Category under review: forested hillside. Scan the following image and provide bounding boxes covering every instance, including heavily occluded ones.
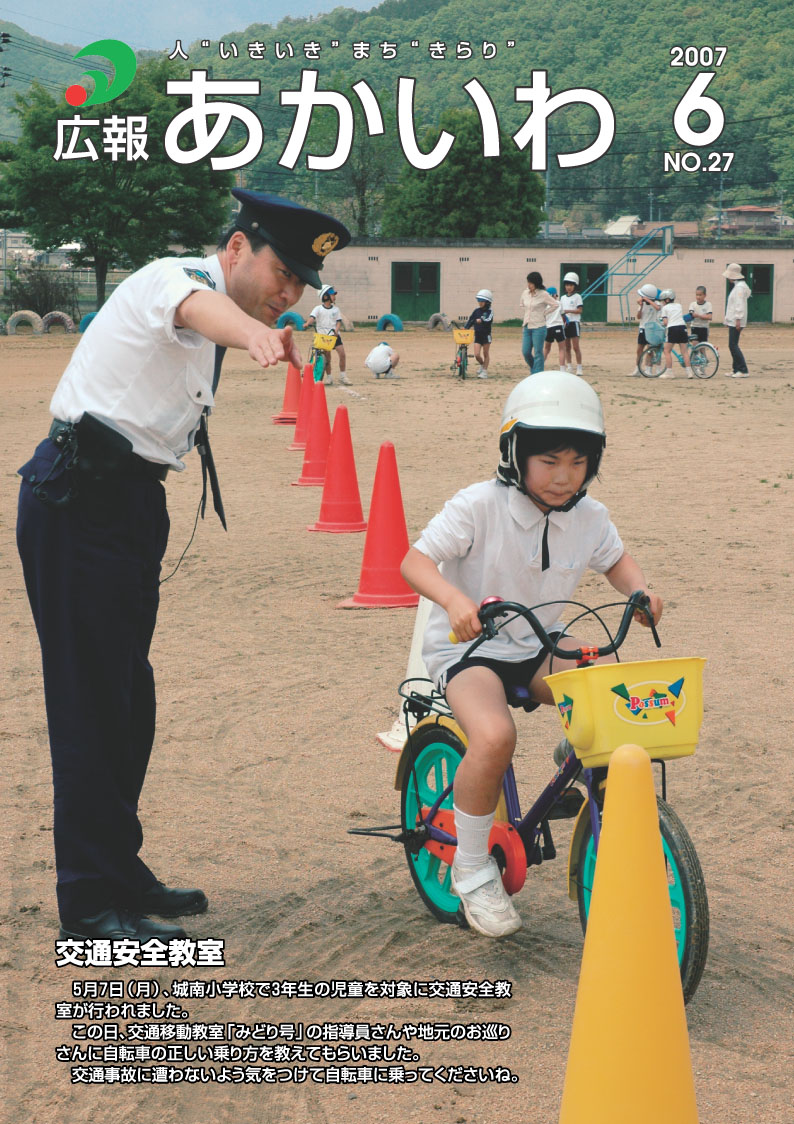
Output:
[1,0,791,233]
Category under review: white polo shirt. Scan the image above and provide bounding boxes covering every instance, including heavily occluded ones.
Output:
[50,254,226,468]
[309,302,342,333]
[414,479,624,685]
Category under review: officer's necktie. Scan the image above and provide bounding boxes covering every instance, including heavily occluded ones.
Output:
[196,345,227,530]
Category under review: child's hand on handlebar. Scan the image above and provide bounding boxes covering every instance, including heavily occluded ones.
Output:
[634,591,663,627]
[445,591,482,643]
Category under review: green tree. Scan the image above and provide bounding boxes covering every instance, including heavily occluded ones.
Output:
[381,108,545,239]
[3,58,234,306]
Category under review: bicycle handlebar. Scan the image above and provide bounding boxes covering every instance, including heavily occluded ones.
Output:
[450,590,661,664]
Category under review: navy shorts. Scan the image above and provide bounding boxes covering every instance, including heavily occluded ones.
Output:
[666,324,688,344]
[690,326,709,342]
[443,633,564,713]
[546,325,565,343]
[563,320,581,339]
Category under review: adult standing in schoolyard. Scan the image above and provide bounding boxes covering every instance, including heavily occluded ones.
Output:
[722,262,752,378]
[520,272,560,374]
[16,190,350,943]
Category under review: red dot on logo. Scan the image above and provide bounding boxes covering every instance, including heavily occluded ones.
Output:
[65,85,88,107]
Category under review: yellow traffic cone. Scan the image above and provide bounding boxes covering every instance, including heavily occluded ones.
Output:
[559,743,698,1124]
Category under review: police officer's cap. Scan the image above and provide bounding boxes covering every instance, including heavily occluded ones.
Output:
[231,189,351,288]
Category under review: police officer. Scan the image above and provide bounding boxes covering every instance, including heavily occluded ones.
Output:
[16,191,351,941]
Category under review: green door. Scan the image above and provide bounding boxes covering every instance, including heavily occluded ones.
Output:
[725,264,773,322]
[561,262,608,323]
[391,262,440,322]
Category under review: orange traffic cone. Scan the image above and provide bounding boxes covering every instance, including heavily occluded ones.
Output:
[558,743,699,1124]
[288,366,314,451]
[293,382,331,487]
[271,362,301,424]
[338,441,419,608]
[308,406,367,531]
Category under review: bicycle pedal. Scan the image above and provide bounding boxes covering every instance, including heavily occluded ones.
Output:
[547,788,585,820]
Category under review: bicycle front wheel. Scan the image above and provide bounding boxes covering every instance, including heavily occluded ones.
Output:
[574,796,709,1004]
[458,346,468,380]
[638,344,665,378]
[690,342,719,379]
[400,724,465,925]
[313,351,325,382]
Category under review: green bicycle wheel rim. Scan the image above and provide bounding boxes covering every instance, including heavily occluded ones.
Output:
[404,739,460,915]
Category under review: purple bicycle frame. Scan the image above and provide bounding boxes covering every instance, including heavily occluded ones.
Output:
[419,749,602,859]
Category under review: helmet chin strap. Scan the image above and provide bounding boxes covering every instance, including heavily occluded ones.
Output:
[520,486,588,571]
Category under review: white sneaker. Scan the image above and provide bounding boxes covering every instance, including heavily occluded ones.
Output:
[477,371,488,379]
[325,377,334,386]
[686,369,695,379]
[731,372,749,379]
[659,371,676,379]
[450,857,522,938]
[340,374,352,385]
[627,370,642,377]
[566,365,574,374]
[576,366,583,375]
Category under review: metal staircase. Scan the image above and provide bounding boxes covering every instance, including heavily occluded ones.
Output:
[580,225,674,323]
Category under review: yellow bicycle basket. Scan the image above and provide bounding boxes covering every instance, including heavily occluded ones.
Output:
[313,333,338,351]
[544,657,705,768]
[452,328,474,346]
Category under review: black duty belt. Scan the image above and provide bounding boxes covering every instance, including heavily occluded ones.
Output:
[49,419,169,481]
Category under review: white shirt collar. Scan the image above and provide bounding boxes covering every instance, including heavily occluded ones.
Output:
[507,484,571,530]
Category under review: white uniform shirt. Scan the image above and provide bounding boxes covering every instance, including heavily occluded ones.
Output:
[545,300,564,328]
[413,479,624,685]
[688,299,712,322]
[661,301,686,328]
[365,343,395,374]
[560,293,583,323]
[639,300,660,326]
[310,303,342,334]
[50,254,226,468]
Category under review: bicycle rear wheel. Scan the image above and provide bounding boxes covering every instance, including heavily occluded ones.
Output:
[690,342,719,379]
[574,796,709,1004]
[400,725,465,925]
[638,344,665,378]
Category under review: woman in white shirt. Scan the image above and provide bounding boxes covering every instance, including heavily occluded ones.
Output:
[520,272,560,373]
[722,263,751,379]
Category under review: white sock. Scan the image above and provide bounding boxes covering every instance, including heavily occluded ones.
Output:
[453,805,495,869]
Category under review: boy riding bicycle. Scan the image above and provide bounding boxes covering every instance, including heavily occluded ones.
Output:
[401,372,663,938]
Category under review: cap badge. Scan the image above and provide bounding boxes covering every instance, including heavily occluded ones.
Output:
[312,232,340,258]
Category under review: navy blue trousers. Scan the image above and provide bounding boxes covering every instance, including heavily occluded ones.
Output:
[17,438,169,923]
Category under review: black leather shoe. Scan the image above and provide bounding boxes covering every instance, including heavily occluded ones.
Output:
[58,907,186,941]
[140,880,208,918]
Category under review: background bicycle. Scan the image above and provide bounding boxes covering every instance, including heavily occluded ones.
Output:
[640,333,719,379]
[451,328,474,379]
[309,332,338,382]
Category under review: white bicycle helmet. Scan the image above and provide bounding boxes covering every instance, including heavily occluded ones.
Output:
[638,283,660,299]
[319,284,337,300]
[497,372,605,494]
[563,271,579,285]
[476,288,493,302]
[659,288,675,302]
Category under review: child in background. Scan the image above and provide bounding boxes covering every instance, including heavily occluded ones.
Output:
[688,286,712,342]
[400,372,663,938]
[631,283,663,376]
[464,288,494,379]
[658,288,694,379]
[365,341,400,379]
[542,285,567,371]
[305,284,350,386]
[560,272,584,375]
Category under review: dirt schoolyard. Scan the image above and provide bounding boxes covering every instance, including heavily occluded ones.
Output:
[2,323,793,1123]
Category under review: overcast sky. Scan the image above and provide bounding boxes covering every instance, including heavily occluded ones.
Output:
[0,0,380,51]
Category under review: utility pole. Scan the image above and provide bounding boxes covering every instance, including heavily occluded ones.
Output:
[544,162,550,238]
[648,190,654,223]
[717,170,724,241]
